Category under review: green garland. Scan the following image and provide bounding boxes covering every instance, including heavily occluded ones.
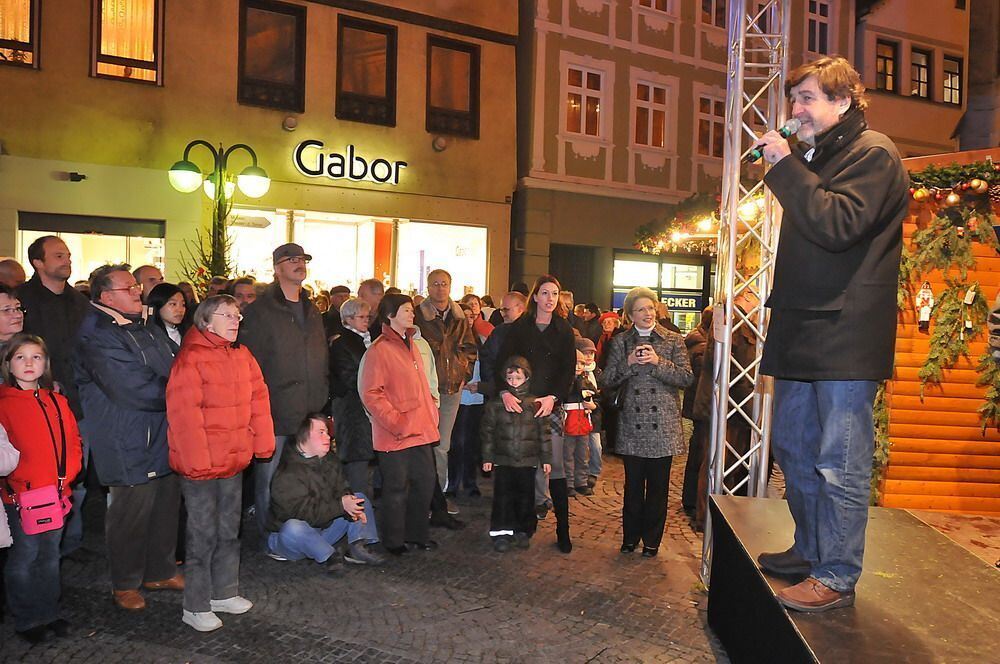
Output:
[871,382,890,505]
[634,192,720,254]
[916,279,989,396]
[975,349,1000,432]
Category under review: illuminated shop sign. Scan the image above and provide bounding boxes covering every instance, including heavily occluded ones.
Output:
[293,140,408,185]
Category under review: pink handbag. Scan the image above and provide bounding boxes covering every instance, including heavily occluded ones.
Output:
[13,484,71,535]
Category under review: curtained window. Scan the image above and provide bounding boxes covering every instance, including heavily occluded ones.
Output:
[336,16,396,126]
[426,36,479,138]
[0,0,38,68]
[93,0,163,84]
[238,0,307,112]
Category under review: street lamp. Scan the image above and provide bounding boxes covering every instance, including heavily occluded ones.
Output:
[168,140,271,199]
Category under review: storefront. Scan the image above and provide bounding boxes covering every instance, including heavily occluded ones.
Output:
[610,249,713,332]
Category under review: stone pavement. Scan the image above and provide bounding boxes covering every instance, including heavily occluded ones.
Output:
[0,453,730,663]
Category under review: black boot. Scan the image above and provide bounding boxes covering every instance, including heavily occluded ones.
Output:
[549,479,572,554]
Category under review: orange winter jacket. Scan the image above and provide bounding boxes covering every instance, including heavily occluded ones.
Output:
[360,324,440,452]
[166,327,275,480]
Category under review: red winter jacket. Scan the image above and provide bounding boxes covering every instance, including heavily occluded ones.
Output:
[0,385,83,504]
[360,324,440,452]
[166,327,275,480]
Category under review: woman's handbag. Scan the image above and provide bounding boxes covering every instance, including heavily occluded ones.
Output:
[11,391,71,536]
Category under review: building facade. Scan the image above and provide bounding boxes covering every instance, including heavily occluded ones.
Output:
[958,0,999,150]
[0,0,517,300]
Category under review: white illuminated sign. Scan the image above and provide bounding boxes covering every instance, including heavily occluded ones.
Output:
[293,139,408,185]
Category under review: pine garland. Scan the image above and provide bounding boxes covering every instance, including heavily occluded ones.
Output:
[975,348,1000,432]
[916,279,989,395]
[870,381,890,505]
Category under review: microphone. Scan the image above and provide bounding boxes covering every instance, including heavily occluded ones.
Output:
[743,119,801,163]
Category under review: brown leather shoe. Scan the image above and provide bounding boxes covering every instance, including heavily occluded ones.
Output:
[113,589,146,611]
[776,577,855,613]
[143,574,185,591]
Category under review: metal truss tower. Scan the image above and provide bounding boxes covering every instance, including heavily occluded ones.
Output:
[701,0,791,583]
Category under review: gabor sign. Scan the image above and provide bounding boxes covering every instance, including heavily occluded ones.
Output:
[293,139,408,185]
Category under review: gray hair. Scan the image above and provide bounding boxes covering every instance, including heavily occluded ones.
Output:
[193,294,239,331]
[357,278,384,297]
[622,287,659,327]
[339,296,370,321]
[89,263,132,302]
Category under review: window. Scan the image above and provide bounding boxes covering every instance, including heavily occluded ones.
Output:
[806,0,830,56]
[701,0,725,28]
[943,56,962,104]
[634,81,668,148]
[910,48,930,99]
[697,96,725,158]
[426,36,480,138]
[639,0,671,12]
[0,0,38,67]
[92,0,164,84]
[336,16,397,126]
[876,40,897,92]
[566,66,604,137]
[238,0,307,112]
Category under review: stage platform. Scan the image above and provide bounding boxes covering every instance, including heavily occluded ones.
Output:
[707,495,1000,663]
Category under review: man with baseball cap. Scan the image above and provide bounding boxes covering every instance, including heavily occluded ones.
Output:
[324,284,352,340]
[238,243,329,540]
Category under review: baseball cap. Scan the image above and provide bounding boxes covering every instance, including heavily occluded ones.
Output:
[575,337,597,353]
[272,243,312,263]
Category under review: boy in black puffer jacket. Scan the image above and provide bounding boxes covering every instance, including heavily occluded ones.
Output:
[481,356,552,552]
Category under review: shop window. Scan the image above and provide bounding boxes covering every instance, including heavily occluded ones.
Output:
[396,222,487,299]
[92,0,164,84]
[238,0,307,112]
[634,81,668,148]
[806,0,830,56]
[697,95,725,158]
[426,36,480,138]
[337,16,397,127]
[701,0,725,29]
[566,65,604,137]
[0,0,38,67]
[943,56,962,105]
[911,48,931,99]
[876,40,897,93]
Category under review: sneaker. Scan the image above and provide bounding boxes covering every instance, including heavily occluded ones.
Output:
[325,556,346,577]
[776,577,855,613]
[620,543,637,554]
[446,499,460,515]
[513,532,531,549]
[566,487,577,497]
[210,596,253,615]
[587,475,598,488]
[535,503,549,520]
[183,610,223,632]
[758,547,812,577]
[493,536,512,552]
[641,546,658,558]
[266,551,289,562]
[345,542,385,566]
[574,485,593,496]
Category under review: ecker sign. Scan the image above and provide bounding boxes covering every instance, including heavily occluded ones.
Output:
[661,293,702,311]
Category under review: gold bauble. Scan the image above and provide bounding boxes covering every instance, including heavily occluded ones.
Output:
[912,188,929,202]
[945,191,961,206]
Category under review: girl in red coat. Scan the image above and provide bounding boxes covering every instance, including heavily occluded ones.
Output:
[166,295,275,633]
[0,334,83,643]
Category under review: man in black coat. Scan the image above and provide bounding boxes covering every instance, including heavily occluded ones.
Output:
[753,56,909,613]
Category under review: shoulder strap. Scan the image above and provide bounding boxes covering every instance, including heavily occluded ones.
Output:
[33,391,68,487]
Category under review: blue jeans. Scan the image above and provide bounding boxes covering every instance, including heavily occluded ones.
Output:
[4,505,63,631]
[267,493,378,563]
[588,432,603,477]
[61,434,88,555]
[771,379,878,592]
[255,435,290,538]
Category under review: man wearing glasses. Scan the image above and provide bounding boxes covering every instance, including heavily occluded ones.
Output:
[17,236,94,561]
[74,264,182,610]
[239,243,329,541]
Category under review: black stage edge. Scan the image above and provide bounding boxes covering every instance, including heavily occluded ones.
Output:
[707,495,1000,664]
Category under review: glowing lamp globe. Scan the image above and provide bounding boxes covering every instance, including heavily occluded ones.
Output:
[168,160,203,193]
[237,165,271,198]
[203,174,236,201]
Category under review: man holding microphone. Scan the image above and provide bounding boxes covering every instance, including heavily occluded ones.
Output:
[751,56,909,612]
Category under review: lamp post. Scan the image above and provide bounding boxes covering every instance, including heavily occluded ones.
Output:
[168,140,270,278]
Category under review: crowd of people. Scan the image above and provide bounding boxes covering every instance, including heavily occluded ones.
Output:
[0,236,709,643]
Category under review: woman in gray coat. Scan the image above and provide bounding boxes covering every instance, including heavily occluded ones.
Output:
[601,287,693,557]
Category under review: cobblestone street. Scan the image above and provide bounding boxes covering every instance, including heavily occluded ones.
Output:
[1,453,729,663]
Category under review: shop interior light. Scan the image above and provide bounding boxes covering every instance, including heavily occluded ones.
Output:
[695,217,714,233]
[236,165,271,198]
[168,160,203,193]
[203,172,236,200]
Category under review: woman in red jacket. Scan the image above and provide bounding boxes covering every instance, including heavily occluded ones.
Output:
[166,295,275,633]
[360,293,440,555]
[0,334,83,644]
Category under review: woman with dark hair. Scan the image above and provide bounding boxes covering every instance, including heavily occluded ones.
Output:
[494,275,577,553]
[359,293,440,555]
[147,283,190,351]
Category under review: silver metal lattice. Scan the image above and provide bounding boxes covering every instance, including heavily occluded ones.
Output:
[701,0,791,584]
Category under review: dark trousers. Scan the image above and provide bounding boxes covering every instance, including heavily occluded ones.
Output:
[105,473,180,590]
[448,404,483,493]
[254,435,290,538]
[377,445,436,549]
[622,455,673,551]
[180,474,242,613]
[343,459,372,498]
[4,505,62,631]
[682,420,708,510]
[489,466,537,538]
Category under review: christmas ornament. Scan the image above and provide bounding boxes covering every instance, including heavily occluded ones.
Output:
[945,191,961,206]
[990,184,1000,206]
[916,281,934,333]
[913,188,929,202]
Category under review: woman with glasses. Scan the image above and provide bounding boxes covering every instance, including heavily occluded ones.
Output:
[147,283,191,352]
[166,295,275,632]
[0,285,25,370]
[601,287,692,558]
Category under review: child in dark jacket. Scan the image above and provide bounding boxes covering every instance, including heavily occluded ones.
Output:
[480,356,551,552]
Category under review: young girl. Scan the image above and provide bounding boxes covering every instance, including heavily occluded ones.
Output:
[0,334,83,643]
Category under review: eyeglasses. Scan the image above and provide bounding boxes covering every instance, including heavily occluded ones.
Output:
[278,256,310,265]
[108,284,143,293]
[213,312,244,322]
[0,305,25,316]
